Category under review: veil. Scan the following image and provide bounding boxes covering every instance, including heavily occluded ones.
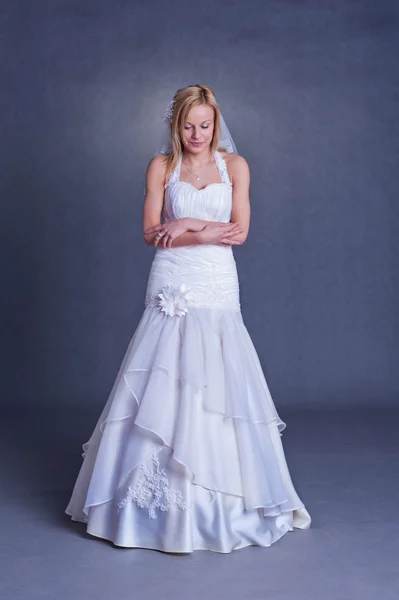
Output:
[155,99,237,156]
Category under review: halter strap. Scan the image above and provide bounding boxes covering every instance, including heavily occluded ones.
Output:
[164,150,232,189]
[214,150,232,185]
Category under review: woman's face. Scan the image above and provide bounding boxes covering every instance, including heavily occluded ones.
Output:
[180,104,215,153]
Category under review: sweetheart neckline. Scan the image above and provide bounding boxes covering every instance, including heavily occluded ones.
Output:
[176,181,232,193]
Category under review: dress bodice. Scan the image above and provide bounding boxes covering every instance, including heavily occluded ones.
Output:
[145,150,239,311]
[162,150,233,223]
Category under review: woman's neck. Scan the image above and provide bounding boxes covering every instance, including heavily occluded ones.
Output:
[181,148,215,168]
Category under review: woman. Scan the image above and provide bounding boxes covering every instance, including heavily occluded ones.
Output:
[65,83,311,553]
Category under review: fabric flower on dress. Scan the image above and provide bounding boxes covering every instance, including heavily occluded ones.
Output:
[157,283,191,317]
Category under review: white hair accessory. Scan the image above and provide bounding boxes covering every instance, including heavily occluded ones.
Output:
[163,99,174,124]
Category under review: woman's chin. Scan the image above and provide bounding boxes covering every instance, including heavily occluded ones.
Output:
[184,143,211,153]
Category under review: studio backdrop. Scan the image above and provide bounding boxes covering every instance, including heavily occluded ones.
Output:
[1,0,398,411]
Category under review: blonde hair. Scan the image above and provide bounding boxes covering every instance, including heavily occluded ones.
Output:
[161,83,227,179]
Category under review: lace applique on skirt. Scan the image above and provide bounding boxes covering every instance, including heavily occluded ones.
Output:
[117,451,188,519]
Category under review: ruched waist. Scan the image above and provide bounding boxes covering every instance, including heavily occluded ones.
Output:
[145,246,240,312]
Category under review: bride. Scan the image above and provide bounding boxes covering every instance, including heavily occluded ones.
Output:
[65,83,311,553]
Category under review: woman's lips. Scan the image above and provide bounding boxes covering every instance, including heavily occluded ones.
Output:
[190,142,202,146]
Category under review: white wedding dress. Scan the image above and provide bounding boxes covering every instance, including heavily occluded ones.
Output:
[65,150,311,553]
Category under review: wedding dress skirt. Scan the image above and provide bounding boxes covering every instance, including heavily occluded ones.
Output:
[65,150,311,553]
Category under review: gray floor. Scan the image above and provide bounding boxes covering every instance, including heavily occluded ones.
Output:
[1,406,398,600]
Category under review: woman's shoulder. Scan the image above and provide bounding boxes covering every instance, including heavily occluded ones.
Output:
[219,151,249,180]
[145,153,169,187]
[219,150,248,167]
[147,153,168,170]
[146,153,169,175]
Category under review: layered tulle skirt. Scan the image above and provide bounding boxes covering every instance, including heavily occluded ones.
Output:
[65,247,311,552]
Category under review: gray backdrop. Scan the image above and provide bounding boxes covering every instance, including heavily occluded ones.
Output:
[1,0,398,410]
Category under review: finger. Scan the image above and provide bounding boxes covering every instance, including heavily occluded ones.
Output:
[162,234,171,249]
[225,229,244,237]
[221,222,239,230]
[144,225,163,234]
[154,233,164,246]
[219,238,242,245]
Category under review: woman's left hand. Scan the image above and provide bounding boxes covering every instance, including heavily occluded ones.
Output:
[144,218,189,248]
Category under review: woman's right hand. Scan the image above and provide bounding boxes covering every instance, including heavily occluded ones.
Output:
[198,222,244,246]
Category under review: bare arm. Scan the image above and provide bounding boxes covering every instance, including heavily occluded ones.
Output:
[224,155,251,245]
[142,154,168,246]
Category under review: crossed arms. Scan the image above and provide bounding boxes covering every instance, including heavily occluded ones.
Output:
[142,154,251,249]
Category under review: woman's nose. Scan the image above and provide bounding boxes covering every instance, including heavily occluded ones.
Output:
[191,127,201,139]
